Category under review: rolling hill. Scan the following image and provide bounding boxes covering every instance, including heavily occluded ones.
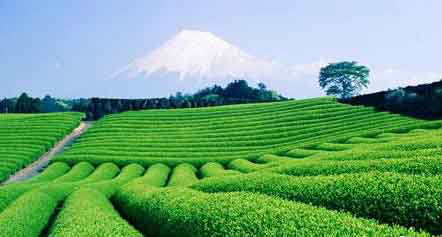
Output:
[0,98,441,236]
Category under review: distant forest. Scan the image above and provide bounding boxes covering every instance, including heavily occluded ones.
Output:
[340,80,442,119]
[0,80,287,120]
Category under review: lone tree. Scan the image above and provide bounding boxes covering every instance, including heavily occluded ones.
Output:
[319,61,370,99]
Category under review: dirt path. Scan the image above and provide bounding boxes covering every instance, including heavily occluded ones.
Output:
[2,121,92,185]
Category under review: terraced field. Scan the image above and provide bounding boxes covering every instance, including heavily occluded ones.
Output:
[54,97,440,167]
[0,113,83,182]
[1,98,442,236]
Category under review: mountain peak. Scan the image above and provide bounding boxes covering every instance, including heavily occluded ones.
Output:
[110,29,322,98]
[113,29,275,81]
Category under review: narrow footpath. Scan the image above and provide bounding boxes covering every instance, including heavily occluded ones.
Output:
[2,121,92,185]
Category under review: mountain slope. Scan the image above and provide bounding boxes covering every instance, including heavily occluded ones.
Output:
[114,30,282,82]
[111,30,322,98]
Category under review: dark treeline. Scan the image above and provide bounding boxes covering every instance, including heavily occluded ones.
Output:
[1,80,287,120]
[340,80,442,119]
[81,80,287,120]
[0,93,69,113]
[0,93,75,113]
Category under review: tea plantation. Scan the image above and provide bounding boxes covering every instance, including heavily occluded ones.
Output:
[0,113,83,182]
[1,97,442,236]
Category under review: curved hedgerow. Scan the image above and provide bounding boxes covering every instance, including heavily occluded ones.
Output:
[81,163,120,182]
[25,162,70,183]
[83,163,144,197]
[199,162,241,178]
[255,154,294,163]
[0,163,145,237]
[167,163,198,187]
[47,188,142,237]
[113,185,428,237]
[53,162,95,182]
[0,190,59,237]
[192,171,442,234]
[0,162,120,213]
[267,157,442,176]
[125,163,171,187]
[227,159,276,173]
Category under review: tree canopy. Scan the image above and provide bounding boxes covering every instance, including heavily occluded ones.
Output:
[319,61,370,99]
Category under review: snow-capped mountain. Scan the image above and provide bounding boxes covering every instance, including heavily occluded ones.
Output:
[110,29,323,98]
[113,30,283,83]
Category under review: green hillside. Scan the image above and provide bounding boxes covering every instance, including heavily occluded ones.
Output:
[53,97,440,167]
[1,98,442,236]
[0,113,83,182]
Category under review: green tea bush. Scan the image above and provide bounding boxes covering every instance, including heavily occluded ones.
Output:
[84,163,144,197]
[310,142,355,151]
[255,154,294,163]
[0,112,83,182]
[227,159,277,173]
[49,97,440,167]
[285,148,321,158]
[167,163,198,187]
[345,137,392,144]
[47,188,142,237]
[81,162,120,182]
[199,162,241,178]
[53,162,95,182]
[124,163,171,187]
[192,171,442,234]
[113,184,428,237]
[0,190,59,237]
[25,162,70,183]
[267,157,442,176]
[0,162,119,213]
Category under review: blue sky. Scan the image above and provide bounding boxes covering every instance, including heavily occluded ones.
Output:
[1,0,441,98]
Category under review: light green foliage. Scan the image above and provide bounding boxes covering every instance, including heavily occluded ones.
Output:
[0,190,58,237]
[302,129,442,162]
[114,184,427,237]
[0,162,144,236]
[84,163,144,197]
[199,162,241,178]
[51,98,440,166]
[125,163,171,187]
[167,163,198,187]
[48,188,142,237]
[227,159,276,173]
[53,161,95,182]
[0,162,119,213]
[0,112,83,182]
[81,162,120,182]
[267,157,442,176]
[2,99,442,235]
[255,154,294,163]
[285,148,320,158]
[192,171,442,234]
[25,162,70,183]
